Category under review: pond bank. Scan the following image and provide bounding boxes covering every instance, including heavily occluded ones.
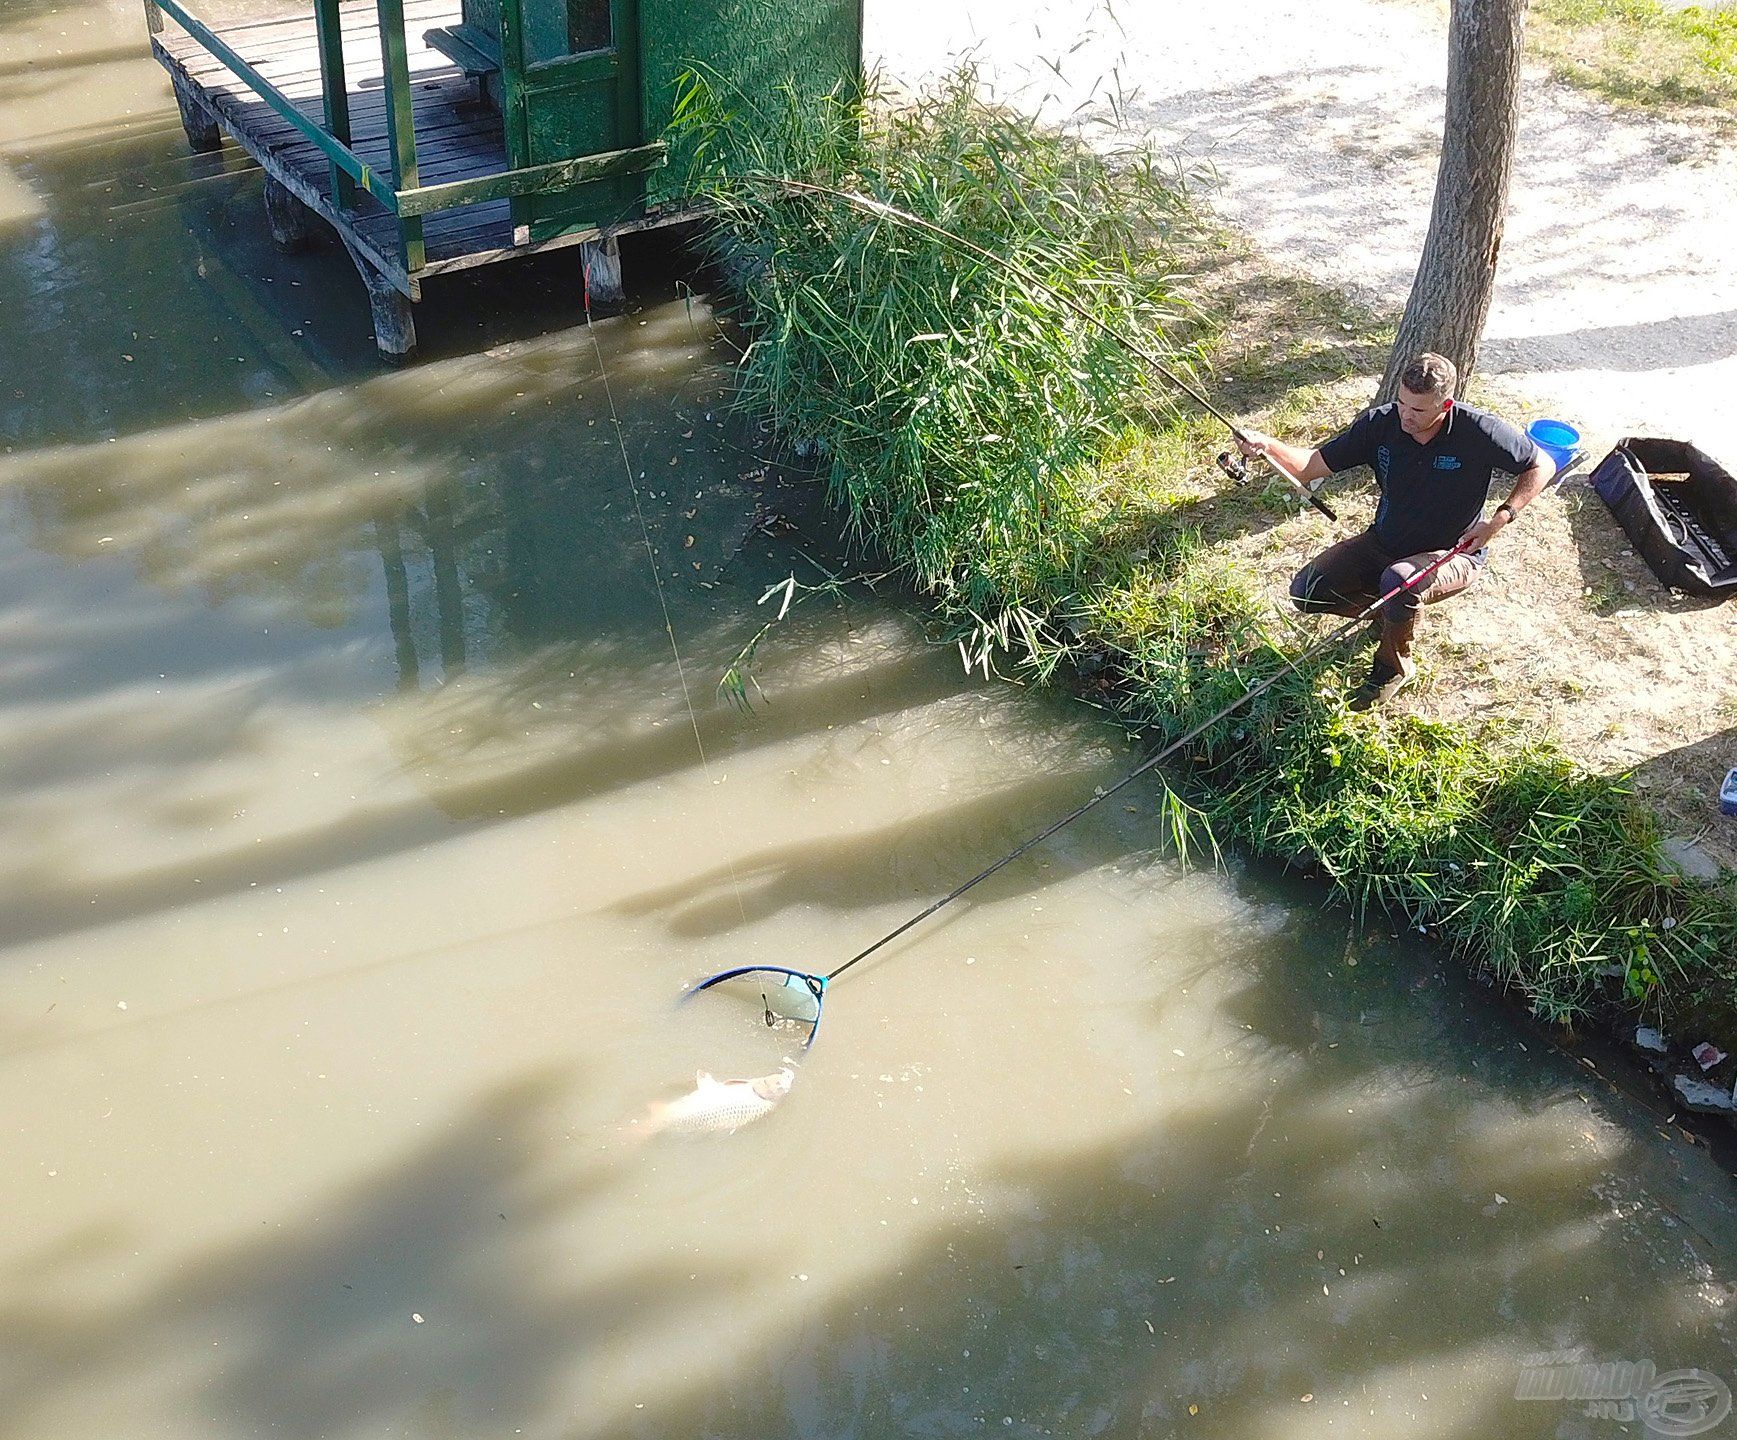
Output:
[864,0,1737,870]
[681,76,1737,1098]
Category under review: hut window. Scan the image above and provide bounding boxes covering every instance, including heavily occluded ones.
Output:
[569,0,610,52]
[523,0,611,64]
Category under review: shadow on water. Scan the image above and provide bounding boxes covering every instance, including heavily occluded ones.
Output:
[0,305,965,946]
[0,0,101,37]
[611,762,1155,941]
[661,899,1737,1439]
[0,1067,768,1440]
[1,103,715,454]
[0,413,920,948]
[0,68,995,960]
[1,124,373,446]
[3,894,1734,1439]
[5,28,1095,973]
[0,41,145,85]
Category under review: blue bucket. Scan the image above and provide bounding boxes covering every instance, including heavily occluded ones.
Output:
[1527,418,1581,472]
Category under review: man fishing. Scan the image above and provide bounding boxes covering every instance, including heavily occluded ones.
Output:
[1236,352,1555,710]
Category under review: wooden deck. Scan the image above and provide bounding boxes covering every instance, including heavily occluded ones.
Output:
[151,0,674,297]
[153,0,525,285]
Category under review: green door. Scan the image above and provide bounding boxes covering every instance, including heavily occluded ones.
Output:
[501,0,642,242]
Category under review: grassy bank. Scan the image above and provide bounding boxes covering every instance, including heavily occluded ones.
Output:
[676,73,1737,1043]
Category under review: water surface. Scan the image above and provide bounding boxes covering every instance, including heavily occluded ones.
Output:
[4,8,1737,1438]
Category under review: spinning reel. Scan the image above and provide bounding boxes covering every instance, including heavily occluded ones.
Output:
[1215,441,1337,520]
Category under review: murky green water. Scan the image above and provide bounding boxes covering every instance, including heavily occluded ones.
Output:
[4,6,1737,1438]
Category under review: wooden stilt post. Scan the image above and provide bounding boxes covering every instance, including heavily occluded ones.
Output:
[263,176,315,251]
[581,232,624,308]
[366,280,417,361]
[171,72,220,153]
[341,237,417,361]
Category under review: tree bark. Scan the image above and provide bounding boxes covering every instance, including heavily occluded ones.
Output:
[1379,0,1529,403]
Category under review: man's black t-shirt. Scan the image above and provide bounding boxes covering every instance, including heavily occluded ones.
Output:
[1318,401,1539,558]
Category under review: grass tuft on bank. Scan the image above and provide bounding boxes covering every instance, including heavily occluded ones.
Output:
[674,71,1737,1040]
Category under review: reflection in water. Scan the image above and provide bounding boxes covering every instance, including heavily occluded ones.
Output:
[374,512,419,691]
[421,484,468,680]
[3,7,1737,1438]
[0,303,780,952]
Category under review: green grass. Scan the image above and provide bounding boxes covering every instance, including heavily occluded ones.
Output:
[1080,534,1736,1028]
[1529,0,1737,122]
[673,68,1737,1042]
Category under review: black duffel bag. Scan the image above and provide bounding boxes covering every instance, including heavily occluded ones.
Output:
[1589,437,1737,598]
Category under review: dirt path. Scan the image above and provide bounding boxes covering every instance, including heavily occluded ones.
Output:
[869,0,1737,868]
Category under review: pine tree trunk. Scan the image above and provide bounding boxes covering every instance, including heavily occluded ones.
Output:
[1379,0,1529,402]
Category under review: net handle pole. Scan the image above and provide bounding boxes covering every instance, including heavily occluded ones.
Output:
[741,176,1339,523]
[824,540,1475,982]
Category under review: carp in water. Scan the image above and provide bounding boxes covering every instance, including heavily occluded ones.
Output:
[635,1066,795,1139]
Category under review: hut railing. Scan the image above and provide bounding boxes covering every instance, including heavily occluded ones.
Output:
[145,0,666,276]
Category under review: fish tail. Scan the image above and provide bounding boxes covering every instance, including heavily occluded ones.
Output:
[625,1103,669,1143]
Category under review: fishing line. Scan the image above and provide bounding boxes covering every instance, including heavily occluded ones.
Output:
[692,539,1477,1041]
[581,255,749,927]
[686,173,1456,1046]
[825,540,1471,980]
[734,174,1338,521]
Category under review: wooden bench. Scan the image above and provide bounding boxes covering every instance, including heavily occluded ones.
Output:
[423,22,500,78]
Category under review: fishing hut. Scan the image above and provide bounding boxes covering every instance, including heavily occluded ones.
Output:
[143,0,861,357]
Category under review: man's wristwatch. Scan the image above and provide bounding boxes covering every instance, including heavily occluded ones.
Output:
[1495,503,1518,524]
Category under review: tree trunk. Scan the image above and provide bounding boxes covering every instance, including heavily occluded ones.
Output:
[1379,0,1529,403]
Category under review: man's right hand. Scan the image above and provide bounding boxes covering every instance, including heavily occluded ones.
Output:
[1233,432,1334,495]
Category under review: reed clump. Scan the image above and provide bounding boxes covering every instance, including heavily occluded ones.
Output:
[675,72,1737,1041]
[675,66,1206,634]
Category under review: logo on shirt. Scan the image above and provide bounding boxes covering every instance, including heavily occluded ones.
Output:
[1433,455,1463,470]
[1375,445,1390,481]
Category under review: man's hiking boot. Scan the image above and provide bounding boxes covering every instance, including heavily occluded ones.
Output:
[1349,656,1416,712]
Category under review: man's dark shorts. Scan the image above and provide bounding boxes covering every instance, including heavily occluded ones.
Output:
[1291,530,1483,622]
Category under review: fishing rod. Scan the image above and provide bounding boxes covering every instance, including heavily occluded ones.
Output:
[735,174,1338,523]
[691,537,1475,1043]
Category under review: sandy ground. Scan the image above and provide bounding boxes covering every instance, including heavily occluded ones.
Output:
[867,0,1737,867]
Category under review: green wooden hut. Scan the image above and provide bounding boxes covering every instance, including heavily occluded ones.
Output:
[144,0,861,357]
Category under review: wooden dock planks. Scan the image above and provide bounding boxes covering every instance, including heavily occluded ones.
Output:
[154,0,522,265]
[147,0,691,354]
